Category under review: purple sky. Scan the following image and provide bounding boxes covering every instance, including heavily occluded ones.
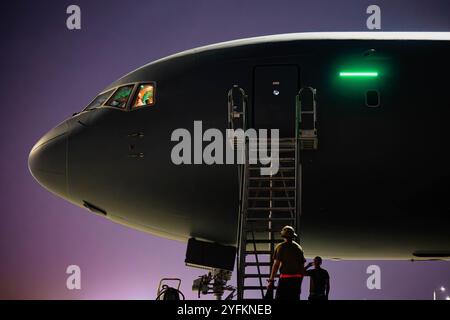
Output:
[1,0,449,300]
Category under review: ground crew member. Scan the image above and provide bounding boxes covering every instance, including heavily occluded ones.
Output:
[305,256,330,300]
[267,225,306,300]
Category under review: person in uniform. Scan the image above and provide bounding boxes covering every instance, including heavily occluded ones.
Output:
[305,256,330,300]
[267,226,306,300]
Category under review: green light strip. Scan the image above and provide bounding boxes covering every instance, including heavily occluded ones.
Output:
[339,72,378,77]
[339,71,378,77]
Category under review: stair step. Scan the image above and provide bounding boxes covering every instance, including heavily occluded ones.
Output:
[242,145,295,150]
[248,197,295,200]
[232,144,294,150]
[246,217,296,222]
[250,157,295,162]
[251,137,295,141]
[245,262,273,267]
[248,207,295,211]
[248,187,296,191]
[249,149,295,152]
[250,140,295,144]
[243,286,276,290]
[245,250,272,255]
[249,177,295,181]
[246,228,279,233]
[247,239,283,244]
[249,167,295,171]
[253,144,295,147]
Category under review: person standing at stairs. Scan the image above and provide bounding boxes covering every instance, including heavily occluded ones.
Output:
[304,256,330,300]
[267,225,306,300]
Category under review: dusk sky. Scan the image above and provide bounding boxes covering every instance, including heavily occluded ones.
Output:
[1,0,449,300]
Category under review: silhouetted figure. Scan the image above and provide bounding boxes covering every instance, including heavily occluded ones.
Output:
[268,226,306,300]
[305,256,330,300]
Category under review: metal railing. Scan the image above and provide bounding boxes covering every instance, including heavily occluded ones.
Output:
[227,85,249,300]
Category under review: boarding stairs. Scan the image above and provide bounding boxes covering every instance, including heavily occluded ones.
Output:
[227,85,317,299]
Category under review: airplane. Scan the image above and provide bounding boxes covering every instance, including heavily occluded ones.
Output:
[29,32,450,269]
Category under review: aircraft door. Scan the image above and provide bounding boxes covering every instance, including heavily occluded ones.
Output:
[253,65,299,137]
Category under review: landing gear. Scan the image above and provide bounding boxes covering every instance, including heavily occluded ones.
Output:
[192,269,236,300]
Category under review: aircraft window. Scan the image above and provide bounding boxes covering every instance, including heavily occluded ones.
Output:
[366,90,380,107]
[105,85,134,109]
[85,89,114,110]
[133,84,155,108]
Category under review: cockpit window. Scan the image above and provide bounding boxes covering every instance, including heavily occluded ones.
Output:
[105,85,134,109]
[133,84,155,108]
[85,89,114,110]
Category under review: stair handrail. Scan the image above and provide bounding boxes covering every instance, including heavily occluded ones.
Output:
[227,85,247,131]
[250,227,265,298]
[228,85,249,300]
[296,86,317,138]
[294,89,303,238]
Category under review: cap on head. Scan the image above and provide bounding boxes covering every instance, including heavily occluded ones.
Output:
[280,225,298,239]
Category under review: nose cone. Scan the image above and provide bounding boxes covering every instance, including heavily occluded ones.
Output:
[28,128,68,197]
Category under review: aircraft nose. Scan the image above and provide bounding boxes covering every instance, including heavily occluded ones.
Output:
[28,128,68,197]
